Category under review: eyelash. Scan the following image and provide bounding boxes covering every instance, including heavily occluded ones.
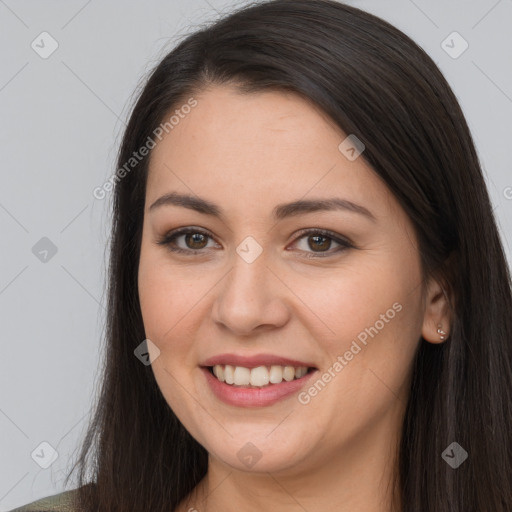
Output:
[156,227,354,259]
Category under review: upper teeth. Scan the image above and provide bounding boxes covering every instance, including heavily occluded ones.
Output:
[212,365,309,387]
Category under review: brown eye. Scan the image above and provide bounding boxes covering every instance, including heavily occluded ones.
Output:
[291,229,353,258]
[156,227,219,255]
[183,232,209,250]
[307,235,331,252]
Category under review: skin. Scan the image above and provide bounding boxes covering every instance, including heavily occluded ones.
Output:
[137,85,452,512]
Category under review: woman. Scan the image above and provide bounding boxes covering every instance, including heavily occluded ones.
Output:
[11,0,512,510]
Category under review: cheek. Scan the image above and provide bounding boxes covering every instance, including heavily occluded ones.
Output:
[138,262,170,340]
[137,249,213,365]
[138,246,185,344]
[294,252,422,375]
[294,265,421,438]
[290,263,399,341]
[138,256,207,425]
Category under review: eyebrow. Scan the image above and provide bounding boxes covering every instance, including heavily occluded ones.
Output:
[149,192,376,222]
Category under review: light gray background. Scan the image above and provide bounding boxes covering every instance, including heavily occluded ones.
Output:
[1,0,511,509]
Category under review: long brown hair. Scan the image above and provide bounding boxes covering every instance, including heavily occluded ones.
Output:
[65,1,512,510]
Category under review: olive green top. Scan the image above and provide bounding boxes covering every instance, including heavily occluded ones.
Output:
[7,488,79,512]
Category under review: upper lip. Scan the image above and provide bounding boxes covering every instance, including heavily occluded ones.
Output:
[200,353,317,369]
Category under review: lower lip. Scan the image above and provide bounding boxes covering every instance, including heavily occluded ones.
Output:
[201,367,318,407]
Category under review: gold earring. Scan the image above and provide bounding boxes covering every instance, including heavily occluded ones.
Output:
[437,323,448,341]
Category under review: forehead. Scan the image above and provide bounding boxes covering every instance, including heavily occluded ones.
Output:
[145,85,396,222]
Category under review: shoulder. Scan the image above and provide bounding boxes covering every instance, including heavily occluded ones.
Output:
[7,488,80,512]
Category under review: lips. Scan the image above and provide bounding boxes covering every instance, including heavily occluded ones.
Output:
[202,365,318,407]
[200,353,317,369]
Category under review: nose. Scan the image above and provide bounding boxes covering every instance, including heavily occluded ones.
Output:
[211,250,291,336]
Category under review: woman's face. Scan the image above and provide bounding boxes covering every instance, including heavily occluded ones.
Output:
[138,85,433,475]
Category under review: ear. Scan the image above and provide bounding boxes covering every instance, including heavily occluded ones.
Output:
[421,275,453,344]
